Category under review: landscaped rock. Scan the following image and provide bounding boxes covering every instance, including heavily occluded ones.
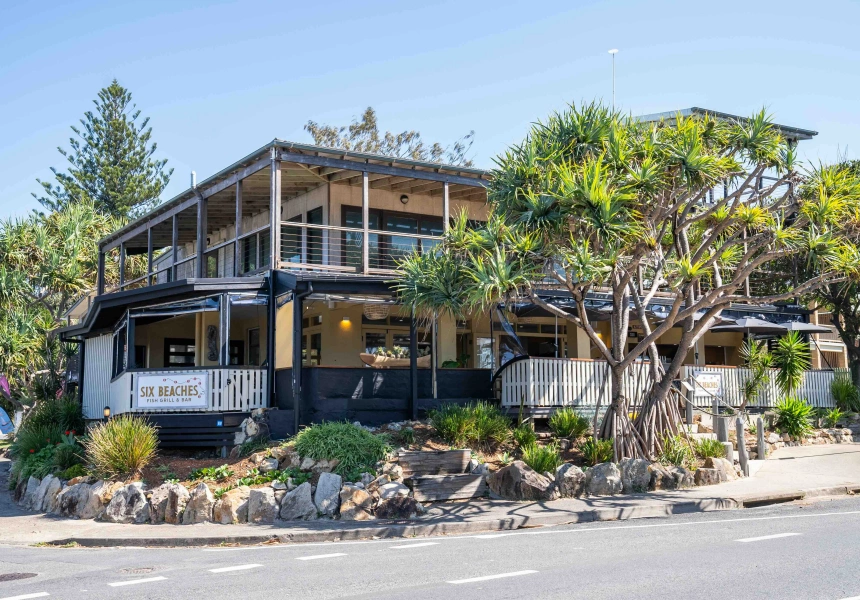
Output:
[694,468,721,486]
[56,482,103,519]
[585,462,623,496]
[366,474,389,494]
[704,457,737,482]
[382,463,403,481]
[299,456,317,471]
[767,432,780,444]
[311,459,339,474]
[13,477,26,503]
[270,480,287,491]
[248,487,278,524]
[339,486,374,521]
[279,482,318,521]
[182,482,215,524]
[313,472,342,517]
[157,483,190,524]
[555,463,586,498]
[649,464,695,491]
[103,483,151,524]
[259,458,279,473]
[487,460,556,501]
[375,496,420,519]
[360,472,375,487]
[213,486,250,524]
[20,476,41,509]
[95,481,124,505]
[619,458,651,493]
[67,475,94,486]
[39,476,63,513]
[33,475,57,512]
[376,481,410,501]
[471,463,490,476]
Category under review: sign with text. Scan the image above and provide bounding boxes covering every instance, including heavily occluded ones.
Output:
[693,371,723,399]
[136,373,208,409]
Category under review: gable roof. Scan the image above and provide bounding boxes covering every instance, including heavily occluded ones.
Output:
[635,107,818,141]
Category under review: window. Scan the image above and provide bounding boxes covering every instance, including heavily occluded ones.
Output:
[206,253,218,278]
[164,338,196,367]
[248,328,260,366]
[229,341,245,366]
[302,333,321,365]
[240,231,271,274]
[365,332,386,353]
[112,325,127,377]
[283,216,302,264]
[343,209,380,270]
[134,346,147,369]
[476,337,493,369]
[307,207,323,265]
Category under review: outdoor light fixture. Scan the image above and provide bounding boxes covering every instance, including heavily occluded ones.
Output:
[342,316,351,323]
[103,406,111,420]
[400,194,409,205]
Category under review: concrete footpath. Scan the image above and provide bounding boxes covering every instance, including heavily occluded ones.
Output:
[2,444,859,548]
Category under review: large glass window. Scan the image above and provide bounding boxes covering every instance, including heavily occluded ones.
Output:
[282,216,302,264]
[248,328,260,366]
[343,209,379,270]
[307,208,323,265]
[164,338,196,367]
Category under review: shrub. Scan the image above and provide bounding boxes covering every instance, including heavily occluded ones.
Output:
[579,436,613,466]
[831,375,860,413]
[398,427,416,446]
[512,423,537,449]
[694,438,725,459]
[471,401,510,445]
[10,445,55,485]
[772,331,811,397]
[294,421,391,481]
[429,403,473,447]
[52,433,85,472]
[658,434,694,469]
[521,443,561,473]
[189,464,234,482]
[774,397,814,438]
[823,407,845,428]
[83,414,158,478]
[56,464,88,480]
[11,422,65,456]
[548,407,590,440]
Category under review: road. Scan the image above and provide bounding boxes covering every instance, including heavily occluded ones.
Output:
[1,495,860,600]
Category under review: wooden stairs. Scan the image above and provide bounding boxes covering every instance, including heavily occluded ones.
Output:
[399,449,488,502]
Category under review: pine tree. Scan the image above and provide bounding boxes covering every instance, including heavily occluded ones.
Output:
[35,80,173,218]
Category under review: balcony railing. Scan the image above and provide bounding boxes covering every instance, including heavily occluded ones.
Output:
[280,221,441,275]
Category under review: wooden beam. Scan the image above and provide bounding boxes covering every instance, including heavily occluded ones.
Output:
[147,227,153,285]
[196,193,206,278]
[97,251,105,295]
[171,215,178,281]
[443,181,450,233]
[200,158,271,200]
[234,180,242,276]
[362,171,369,275]
[119,242,126,288]
[270,154,281,268]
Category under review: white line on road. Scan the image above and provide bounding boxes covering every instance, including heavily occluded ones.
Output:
[209,564,262,573]
[736,533,802,543]
[296,553,347,561]
[448,570,538,584]
[389,542,440,549]
[107,576,168,587]
[838,596,860,600]
[0,593,50,600]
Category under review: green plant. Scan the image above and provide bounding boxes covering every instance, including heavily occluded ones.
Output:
[548,407,590,440]
[83,414,158,478]
[52,433,85,472]
[56,463,87,480]
[398,427,416,446]
[739,339,772,411]
[824,407,845,428]
[512,423,537,449]
[774,397,814,438]
[213,485,235,500]
[237,436,271,458]
[10,423,65,457]
[189,464,235,482]
[294,421,391,478]
[429,403,474,447]
[694,438,726,459]
[772,331,811,397]
[521,443,561,473]
[11,445,56,484]
[500,451,513,466]
[831,374,860,412]
[155,464,178,481]
[657,434,694,469]
[470,401,510,445]
[579,436,614,466]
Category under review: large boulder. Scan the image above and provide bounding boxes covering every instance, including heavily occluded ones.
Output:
[487,461,557,501]
[213,486,251,524]
[313,472,342,517]
[20,476,41,510]
[585,462,623,496]
[32,475,58,512]
[339,486,374,521]
[149,483,190,524]
[694,468,721,486]
[56,482,104,519]
[40,476,64,513]
[248,487,278,524]
[704,457,738,482]
[259,458,279,474]
[375,496,420,519]
[376,481,410,501]
[279,482,318,521]
[648,464,694,491]
[555,463,586,498]
[619,458,651,493]
[103,483,151,524]
[182,482,215,524]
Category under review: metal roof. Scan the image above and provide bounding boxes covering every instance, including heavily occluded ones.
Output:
[635,107,818,141]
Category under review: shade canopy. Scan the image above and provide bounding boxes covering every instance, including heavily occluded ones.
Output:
[710,317,788,335]
[777,321,833,334]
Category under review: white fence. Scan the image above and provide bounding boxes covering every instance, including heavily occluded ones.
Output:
[499,357,840,410]
[108,368,268,415]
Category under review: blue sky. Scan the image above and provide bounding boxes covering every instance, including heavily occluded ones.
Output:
[1,0,858,218]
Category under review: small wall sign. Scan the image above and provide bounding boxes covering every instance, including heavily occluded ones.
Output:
[136,373,209,409]
[693,371,723,399]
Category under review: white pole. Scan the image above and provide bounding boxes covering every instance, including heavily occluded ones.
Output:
[608,49,619,111]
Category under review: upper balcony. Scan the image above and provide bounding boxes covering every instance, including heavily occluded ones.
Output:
[94,140,490,296]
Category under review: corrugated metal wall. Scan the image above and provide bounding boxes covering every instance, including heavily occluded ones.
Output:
[82,334,112,420]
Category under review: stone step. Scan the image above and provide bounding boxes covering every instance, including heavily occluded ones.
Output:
[407,473,488,502]
[396,449,471,477]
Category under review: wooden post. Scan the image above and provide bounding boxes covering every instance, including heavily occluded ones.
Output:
[146,227,153,286]
[410,309,418,420]
[97,250,105,295]
[292,291,304,433]
[219,293,229,366]
[234,180,242,276]
[756,416,766,460]
[270,156,281,269]
[362,171,370,274]
[196,194,207,278]
[442,181,450,233]
[119,242,126,289]
[171,215,178,282]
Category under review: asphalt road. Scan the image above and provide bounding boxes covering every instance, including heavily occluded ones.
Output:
[2,495,860,600]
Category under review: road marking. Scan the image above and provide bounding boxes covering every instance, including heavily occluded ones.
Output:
[0,593,50,600]
[448,570,538,584]
[389,542,440,549]
[736,533,801,543]
[837,596,860,600]
[209,564,262,573]
[296,553,347,561]
[107,576,168,587]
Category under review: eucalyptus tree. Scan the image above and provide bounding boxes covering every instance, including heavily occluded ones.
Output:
[397,102,860,460]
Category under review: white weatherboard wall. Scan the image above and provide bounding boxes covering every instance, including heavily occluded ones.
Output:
[82,334,112,420]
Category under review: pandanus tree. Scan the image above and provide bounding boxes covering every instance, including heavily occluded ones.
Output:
[397,101,860,461]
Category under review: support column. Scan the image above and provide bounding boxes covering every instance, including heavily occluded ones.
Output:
[119,242,126,289]
[196,194,207,278]
[219,294,229,366]
[410,310,418,420]
[171,215,178,282]
[362,171,369,274]
[442,181,450,233]
[292,291,303,433]
[270,156,281,269]
[126,316,135,369]
[146,227,153,286]
[234,180,243,276]
[97,250,106,295]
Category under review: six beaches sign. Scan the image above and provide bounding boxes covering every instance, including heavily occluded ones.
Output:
[136,373,208,409]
